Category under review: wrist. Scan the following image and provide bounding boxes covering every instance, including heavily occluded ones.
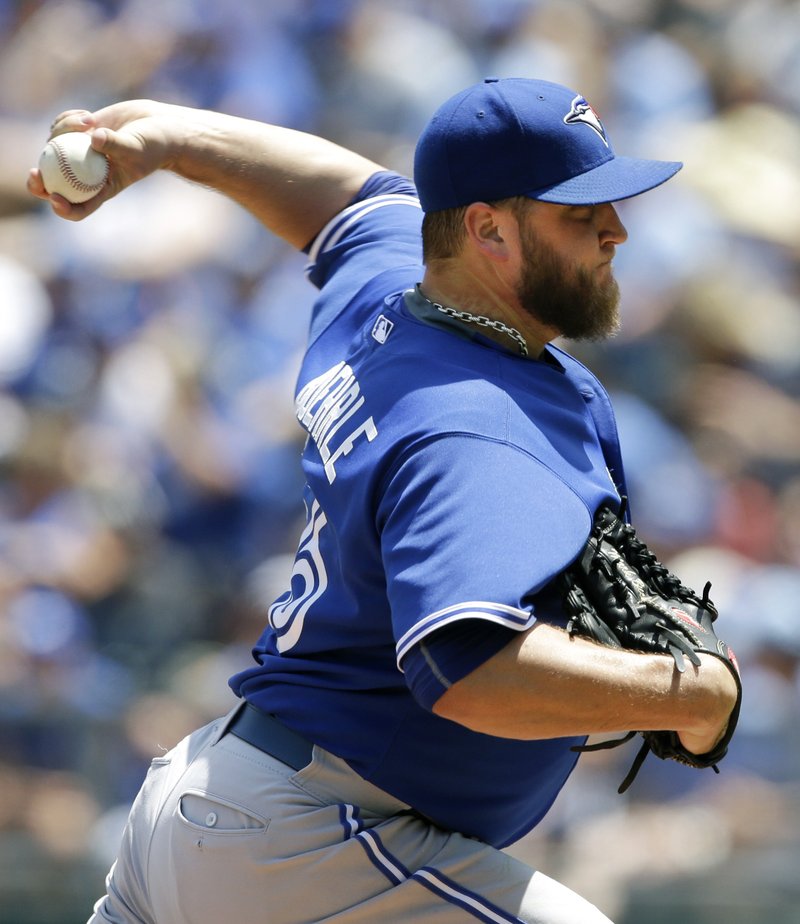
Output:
[678,654,738,754]
[152,106,202,176]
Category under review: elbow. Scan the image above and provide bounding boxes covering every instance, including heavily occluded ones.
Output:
[432,680,480,729]
[431,675,518,738]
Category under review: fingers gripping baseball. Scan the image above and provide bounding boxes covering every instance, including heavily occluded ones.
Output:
[30,101,176,219]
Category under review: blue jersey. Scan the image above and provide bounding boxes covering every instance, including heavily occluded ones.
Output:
[230,172,626,848]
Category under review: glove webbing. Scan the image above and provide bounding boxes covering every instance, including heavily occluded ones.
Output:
[605,510,717,624]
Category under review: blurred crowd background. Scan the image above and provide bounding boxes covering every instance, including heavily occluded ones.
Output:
[0,0,798,921]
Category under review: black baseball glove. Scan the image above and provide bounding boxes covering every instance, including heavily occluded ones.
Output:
[560,501,742,793]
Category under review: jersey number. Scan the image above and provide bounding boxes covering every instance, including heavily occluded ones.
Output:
[268,495,328,652]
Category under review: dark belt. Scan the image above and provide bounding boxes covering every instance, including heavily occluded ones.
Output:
[228,703,315,770]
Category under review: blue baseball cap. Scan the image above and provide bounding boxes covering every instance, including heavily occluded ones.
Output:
[413,77,682,212]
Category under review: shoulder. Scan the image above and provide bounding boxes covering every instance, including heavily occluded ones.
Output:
[359,307,516,442]
[305,171,422,289]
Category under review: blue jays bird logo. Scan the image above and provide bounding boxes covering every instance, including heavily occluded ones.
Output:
[564,95,609,147]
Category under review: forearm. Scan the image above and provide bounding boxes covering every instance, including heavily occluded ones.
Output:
[433,621,735,748]
[160,106,383,247]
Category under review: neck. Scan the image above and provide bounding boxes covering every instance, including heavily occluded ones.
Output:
[420,265,555,358]
[417,285,530,357]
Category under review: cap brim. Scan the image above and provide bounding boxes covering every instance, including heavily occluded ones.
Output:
[528,156,682,205]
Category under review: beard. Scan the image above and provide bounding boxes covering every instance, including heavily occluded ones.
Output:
[517,226,621,341]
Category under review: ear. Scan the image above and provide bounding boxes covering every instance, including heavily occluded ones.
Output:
[463,202,516,261]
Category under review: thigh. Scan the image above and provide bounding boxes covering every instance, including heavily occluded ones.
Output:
[90,717,614,924]
[317,813,614,924]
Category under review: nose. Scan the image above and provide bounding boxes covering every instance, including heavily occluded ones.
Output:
[599,203,628,245]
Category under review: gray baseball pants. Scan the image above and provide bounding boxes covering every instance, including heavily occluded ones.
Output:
[87,705,614,923]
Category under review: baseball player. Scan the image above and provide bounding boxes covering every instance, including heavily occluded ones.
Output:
[29,78,740,924]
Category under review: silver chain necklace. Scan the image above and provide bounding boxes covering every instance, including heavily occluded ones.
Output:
[416,287,529,357]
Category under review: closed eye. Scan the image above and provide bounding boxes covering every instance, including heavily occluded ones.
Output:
[567,205,595,221]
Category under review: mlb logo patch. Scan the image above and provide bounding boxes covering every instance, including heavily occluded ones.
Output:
[371,314,394,344]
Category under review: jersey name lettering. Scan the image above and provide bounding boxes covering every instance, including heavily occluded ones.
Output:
[295,361,378,483]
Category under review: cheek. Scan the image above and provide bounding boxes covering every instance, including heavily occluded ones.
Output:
[547,232,596,272]
[573,229,604,262]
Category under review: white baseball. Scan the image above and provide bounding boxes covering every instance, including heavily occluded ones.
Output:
[39,131,109,204]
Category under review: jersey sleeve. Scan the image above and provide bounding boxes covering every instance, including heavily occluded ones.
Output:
[377,433,594,669]
[401,618,517,710]
[303,170,423,350]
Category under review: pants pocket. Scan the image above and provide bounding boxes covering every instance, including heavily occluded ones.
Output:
[177,789,269,835]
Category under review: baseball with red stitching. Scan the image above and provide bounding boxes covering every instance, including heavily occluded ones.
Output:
[39,131,108,204]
